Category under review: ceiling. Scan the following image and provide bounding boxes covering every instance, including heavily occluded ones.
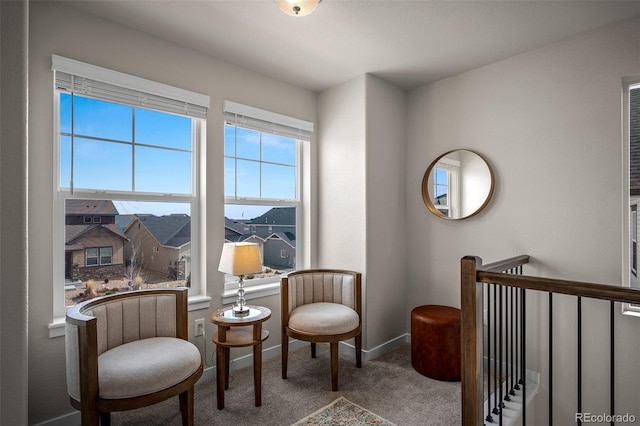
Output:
[59,0,640,92]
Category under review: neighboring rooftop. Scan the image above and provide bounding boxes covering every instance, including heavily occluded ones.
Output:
[66,199,119,216]
[134,214,191,248]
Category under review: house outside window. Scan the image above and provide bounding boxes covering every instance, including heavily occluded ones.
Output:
[222,101,312,299]
[52,55,209,318]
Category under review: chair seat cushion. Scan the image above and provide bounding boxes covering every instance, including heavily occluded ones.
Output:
[288,302,359,335]
[98,337,201,399]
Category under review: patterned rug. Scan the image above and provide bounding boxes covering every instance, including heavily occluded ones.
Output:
[291,397,396,426]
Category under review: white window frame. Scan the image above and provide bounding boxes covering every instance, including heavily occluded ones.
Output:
[222,101,312,304]
[622,77,640,317]
[49,56,210,337]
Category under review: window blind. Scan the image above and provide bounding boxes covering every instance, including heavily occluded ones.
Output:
[224,100,313,142]
[52,55,209,119]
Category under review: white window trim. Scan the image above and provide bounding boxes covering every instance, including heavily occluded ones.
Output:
[49,58,211,337]
[622,77,640,317]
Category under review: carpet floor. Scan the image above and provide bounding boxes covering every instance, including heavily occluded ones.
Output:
[109,344,461,426]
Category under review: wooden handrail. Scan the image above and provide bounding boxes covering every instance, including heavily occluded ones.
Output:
[477,271,640,304]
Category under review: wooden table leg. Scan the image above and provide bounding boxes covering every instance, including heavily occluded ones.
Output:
[254,340,262,407]
[216,344,225,409]
[224,347,230,390]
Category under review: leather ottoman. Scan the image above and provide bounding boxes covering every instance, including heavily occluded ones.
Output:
[411,305,461,381]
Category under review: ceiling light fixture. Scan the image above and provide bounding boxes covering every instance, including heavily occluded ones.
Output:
[275,0,321,17]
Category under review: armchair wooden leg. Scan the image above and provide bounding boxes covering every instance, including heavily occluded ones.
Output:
[281,329,288,379]
[330,342,339,391]
[355,333,362,368]
[311,342,316,358]
[179,387,195,426]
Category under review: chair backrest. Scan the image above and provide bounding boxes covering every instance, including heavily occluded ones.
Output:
[281,269,361,314]
[65,288,188,401]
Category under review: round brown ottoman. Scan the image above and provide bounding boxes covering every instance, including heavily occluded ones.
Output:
[411,305,461,381]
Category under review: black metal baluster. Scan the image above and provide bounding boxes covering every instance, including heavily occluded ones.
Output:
[486,284,493,423]
[493,283,499,416]
[549,293,553,426]
[514,286,520,391]
[504,286,511,403]
[510,287,516,398]
[610,300,615,426]
[577,297,582,426]
[521,288,526,426]
[499,285,503,425]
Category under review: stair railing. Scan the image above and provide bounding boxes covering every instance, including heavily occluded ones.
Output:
[461,255,640,426]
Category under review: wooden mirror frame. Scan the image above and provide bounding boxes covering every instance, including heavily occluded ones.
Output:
[421,149,495,220]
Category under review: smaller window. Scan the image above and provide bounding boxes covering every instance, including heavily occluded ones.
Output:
[92,216,101,223]
[85,248,98,266]
[99,247,112,265]
[84,216,92,224]
[280,249,287,258]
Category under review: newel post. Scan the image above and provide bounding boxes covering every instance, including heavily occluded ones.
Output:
[461,256,484,426]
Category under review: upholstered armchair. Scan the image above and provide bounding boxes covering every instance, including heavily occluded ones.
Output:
[65,288,203,426]
[280,269,362,391]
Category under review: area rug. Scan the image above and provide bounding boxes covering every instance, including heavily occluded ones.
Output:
[291,396,397,425]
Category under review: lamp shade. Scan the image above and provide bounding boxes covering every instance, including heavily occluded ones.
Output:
[275,0,321,16]
[218,242,263,276]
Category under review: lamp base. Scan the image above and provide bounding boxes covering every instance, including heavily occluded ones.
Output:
[232,305,250,318]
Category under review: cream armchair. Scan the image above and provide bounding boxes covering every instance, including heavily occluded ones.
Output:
[280,269,362,391]
[65,288,203,426]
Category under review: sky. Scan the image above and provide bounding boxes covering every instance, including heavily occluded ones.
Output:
[61,93,296,220]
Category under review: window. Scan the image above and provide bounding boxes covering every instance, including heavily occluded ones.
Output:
[433,167,450,216]
[52,55,209,321]
[85,247,112,266]
[624,78,640,314]
[222,101,312,298]
[432,159,459,218]
[85,248,98,266]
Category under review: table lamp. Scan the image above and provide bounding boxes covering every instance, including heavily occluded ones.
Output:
[218,242,263,317]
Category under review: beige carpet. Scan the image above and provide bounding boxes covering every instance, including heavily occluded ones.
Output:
[109,344,461,425]
[291,396,396,425]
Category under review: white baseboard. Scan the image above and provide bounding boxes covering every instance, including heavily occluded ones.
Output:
[36,334,410,426]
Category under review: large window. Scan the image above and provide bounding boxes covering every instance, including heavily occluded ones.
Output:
[222,101,312,298]
[52,56,209,320]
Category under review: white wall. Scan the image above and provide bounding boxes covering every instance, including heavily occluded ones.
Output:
[317,76,367,274]
[0,1,29,425]
[28,2,316,423]
[364,75,408,349]
[406,17,640,423]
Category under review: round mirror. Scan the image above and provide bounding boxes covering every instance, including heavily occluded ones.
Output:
[421,149,494,220]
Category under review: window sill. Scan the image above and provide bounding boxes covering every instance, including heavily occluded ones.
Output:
[49,293,212,338]
[222,281,280,305]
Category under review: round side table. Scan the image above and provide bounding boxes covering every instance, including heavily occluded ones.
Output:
[210,305,271,409]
